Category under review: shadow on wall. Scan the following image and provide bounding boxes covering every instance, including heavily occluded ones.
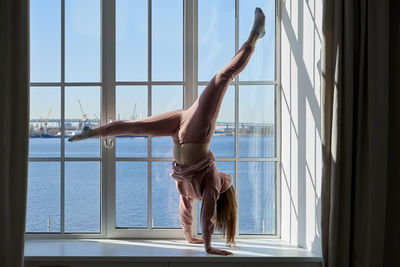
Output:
[280,0,322,255]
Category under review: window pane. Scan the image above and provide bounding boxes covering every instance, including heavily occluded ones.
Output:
[239,85,275,158]
[116,86,148,157]
[239,0,275,81]
[151,86,183,157]
[65,0,101,82]
[29,87,61,158]
[65,86,101,157]
[152,162,180,228]
[30,0,61,82]
[152,0,183,81]
[65,161,100,232]
[239,162,275,234]
[116,0,148,81]
[152,137,173,158]
[26,162,60,233]
[198,0,235,81]
[116,162,147,228]
[198,161,235,235]
[116,137,148,158]
[152,86,183,115]
[198,86,235,158]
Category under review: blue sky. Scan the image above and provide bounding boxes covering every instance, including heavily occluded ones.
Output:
[30,0,276,124]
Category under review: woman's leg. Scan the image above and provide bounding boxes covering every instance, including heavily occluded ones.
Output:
[196,7,265,120]
[182,9,265,141]
[192,41,255,120]
[68,109,183,142]
[69,8,265,144]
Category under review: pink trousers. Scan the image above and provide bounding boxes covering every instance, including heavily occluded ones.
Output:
[100,42,255,145]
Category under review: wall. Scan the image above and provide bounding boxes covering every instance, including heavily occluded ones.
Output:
[280,0,322,255]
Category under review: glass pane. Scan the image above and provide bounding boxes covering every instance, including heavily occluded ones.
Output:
[198,86,235,157]
[239,85,275,158]
[30,0,61,82]
[152,0,183,81]
[65,161,100,232]
[198,161,235,235]
[152,162,180,228]
[116,86,148,157]
[152,136,174,158]
[198,0,235,81]
[152,86,183,157]
[65,0,101,82]
[26,162,60,233]
[239,162,275,234]
[116,162,147,228]
[152,86,183,115]
[116,0,148,81]
[116,137,148,158]
[29,87,61,157]
[65,86,101,157]
[239,0,275,81]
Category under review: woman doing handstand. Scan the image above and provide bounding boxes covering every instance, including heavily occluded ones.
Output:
[69,7,266,256]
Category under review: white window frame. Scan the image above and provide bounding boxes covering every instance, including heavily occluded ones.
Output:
[26,0,281,240]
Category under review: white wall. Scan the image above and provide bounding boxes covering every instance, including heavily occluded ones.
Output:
[280,0,322,255]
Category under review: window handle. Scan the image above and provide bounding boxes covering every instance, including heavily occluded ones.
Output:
[104,137,114,149]
[103,119,114,149]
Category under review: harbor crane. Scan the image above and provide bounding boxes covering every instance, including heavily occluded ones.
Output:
[78,99,87,128]
[44,107,52,133]
[39,116,43,133]
[93,114,100,127]
[130,102,137,121]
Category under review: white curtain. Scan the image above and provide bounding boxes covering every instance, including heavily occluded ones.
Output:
[0,0,29,267]
[321,0,400,266]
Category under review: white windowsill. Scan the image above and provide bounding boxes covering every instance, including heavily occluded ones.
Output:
[24,238,321,265]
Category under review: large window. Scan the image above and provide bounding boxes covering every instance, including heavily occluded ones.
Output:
[27,0,279,238]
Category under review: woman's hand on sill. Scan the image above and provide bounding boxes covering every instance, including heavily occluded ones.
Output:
[206,247,233,256]
[184,231,205,244]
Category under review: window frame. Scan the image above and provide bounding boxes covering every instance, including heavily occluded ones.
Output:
[26,0,281,239]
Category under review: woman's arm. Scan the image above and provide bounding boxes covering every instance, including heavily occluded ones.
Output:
[179,195,193,233]
[201,188,233,255]
[180,196,204,244]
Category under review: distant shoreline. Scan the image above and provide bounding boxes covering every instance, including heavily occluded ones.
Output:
[29,133,275,138]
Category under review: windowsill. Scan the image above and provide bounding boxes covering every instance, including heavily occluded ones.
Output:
[24,238,321,265]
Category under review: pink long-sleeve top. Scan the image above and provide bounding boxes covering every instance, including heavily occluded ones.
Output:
[169,151,232,248]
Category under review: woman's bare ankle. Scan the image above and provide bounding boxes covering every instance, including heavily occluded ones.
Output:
[247,32,259,46]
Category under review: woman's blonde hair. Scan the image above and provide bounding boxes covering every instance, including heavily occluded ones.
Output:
[216,185,237,246]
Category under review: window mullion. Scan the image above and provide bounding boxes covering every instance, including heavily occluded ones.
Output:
[234,0,240,238]
[184,0,198,236]
[275,0,282,239]
[60,0,65,236]
[184,0,197,109]
[101,0,107,238]
[104,0,116,238]
[147,0,152,231]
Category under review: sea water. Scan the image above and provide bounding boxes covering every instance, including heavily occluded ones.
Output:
[26,135,276,235]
